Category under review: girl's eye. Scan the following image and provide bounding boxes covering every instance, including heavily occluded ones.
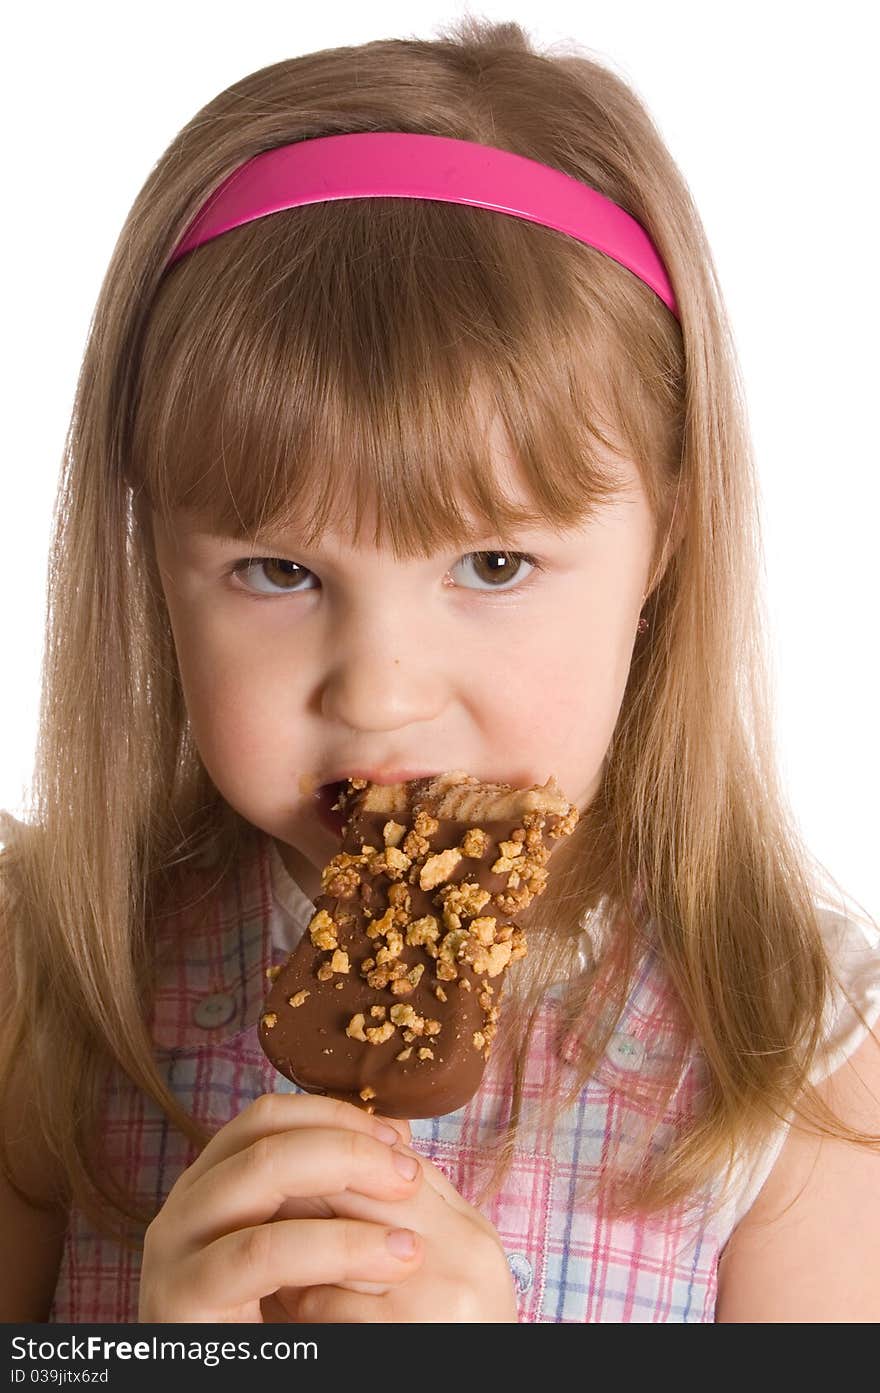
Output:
[229,551,542,598]
[230,557,317,595]
[449,551,541,591]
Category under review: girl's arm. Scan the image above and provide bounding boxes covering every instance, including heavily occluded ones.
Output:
[0,1169,68,1321]
[0,1064,69,1321]
[715,1025,880,1321]
[0,887,69,1321]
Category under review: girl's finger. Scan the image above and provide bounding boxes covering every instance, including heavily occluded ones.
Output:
[176,1218,421,1313]
[397,1144,501,1235]
[286,1277,395,1300]
[291,1283,392,1324]
[368,1141,479,1216]
[176,1126,423,1249]
[259,1283,393,1321]
[403,1147,466,1203]
[313,1177,445,1232]
[173,1092,409,1194]
[318,1151,500,1245]
[268,1276,401,1314]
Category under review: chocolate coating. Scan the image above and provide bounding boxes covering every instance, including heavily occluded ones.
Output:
[259,778,576,1118]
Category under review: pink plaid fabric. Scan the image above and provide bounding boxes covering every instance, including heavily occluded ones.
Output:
[45,828,880,1323]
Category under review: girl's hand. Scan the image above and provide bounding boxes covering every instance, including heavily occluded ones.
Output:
[137,1094,424,1322]
[276,1143,519,1323]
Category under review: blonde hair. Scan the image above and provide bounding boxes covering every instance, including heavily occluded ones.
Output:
[2,15,877,1250]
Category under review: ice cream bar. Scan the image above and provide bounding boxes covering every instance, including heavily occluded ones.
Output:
[258,770,579,1118]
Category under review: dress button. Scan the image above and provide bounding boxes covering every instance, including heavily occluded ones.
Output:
[193,992,237,1029]
[506,1252,533,1294]
[606,1032,646,1071]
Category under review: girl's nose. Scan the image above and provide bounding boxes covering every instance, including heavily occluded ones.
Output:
[317,607,447,733]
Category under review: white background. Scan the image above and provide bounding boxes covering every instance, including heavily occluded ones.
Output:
[2,2,877,919]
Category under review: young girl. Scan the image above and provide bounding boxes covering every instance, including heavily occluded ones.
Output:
[2,16,878,1324]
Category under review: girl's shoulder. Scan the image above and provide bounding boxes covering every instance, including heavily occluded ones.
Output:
[718,900,880,1231]
[716,905,880,1320]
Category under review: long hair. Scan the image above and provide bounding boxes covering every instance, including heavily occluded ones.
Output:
[2,15,877,1247]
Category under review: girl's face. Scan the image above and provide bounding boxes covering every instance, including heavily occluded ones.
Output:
[150,435,656,903]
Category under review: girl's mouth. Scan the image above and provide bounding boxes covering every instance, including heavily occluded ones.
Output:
[314,780,348,838]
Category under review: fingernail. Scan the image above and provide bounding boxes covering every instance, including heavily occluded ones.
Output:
[391,1147,419,1180]
[373,1122,399,1145]
[386,1227,417,1259]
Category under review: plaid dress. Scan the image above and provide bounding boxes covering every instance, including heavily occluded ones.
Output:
[45,829,880,1323]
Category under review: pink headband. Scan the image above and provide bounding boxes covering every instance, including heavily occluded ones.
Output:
[165,131,679,321]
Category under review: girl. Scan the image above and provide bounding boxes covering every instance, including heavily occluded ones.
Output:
[2,16,879,1324]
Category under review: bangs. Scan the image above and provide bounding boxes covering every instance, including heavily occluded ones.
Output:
[129,197,640,556]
